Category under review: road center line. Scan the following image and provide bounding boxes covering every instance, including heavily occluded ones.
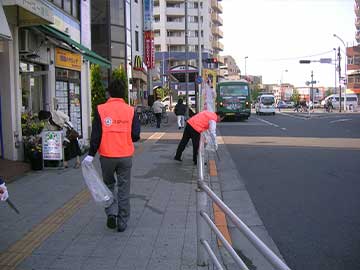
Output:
[255,117,280,128]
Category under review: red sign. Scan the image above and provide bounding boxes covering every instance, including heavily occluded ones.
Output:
[144,31,155,69]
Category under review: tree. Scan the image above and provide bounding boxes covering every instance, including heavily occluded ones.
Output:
[112,65,128,103]
[250,84,262,102]
[325,88,332,97]
[90,64,106,117]
[291,89,300,104]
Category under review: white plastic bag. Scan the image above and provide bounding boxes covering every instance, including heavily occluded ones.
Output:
[81,162,113,207]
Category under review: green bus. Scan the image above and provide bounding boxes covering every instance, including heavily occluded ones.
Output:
[216,80,251,120]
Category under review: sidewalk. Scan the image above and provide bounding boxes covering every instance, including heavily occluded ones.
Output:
[0,112,218,270]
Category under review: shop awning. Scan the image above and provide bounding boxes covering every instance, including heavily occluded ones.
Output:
[36,25,111,69]
[0,4,12,40]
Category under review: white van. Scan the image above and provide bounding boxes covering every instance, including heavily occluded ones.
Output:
[321,94,358,110]
[255,94,276,115]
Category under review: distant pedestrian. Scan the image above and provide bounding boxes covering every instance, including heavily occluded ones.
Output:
[174,99,186,129]
[152,97,164,128]
[0,178,9,201]
[174,110,222,165]
[83,79,140,232]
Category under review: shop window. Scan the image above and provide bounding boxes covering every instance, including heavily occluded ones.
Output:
[135,31,139,52]
[55,68,82,135]
[20,62,44,114]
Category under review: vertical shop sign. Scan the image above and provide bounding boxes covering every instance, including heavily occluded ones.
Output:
[143,0,153,31]
[81,0,91,48]
[144,31,154,69]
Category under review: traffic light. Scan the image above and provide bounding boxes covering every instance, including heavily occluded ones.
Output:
[299,60,311,64]
[206,58,218,63]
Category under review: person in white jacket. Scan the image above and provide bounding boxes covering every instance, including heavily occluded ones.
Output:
[0,178,9,201]
[152,97,164,128]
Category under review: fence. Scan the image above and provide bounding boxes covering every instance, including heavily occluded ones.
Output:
[196,134,292,270]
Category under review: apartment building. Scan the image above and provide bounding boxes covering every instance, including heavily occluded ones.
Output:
[219,55,240,80]
[347,0,360,96]
[153,0,224,93]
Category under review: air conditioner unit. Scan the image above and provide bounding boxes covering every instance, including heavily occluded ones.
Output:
[19,29,30,53]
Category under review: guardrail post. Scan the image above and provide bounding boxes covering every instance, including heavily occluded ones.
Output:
[196,135,209,266]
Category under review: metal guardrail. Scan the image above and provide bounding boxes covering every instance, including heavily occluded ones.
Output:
[196,133,292,270]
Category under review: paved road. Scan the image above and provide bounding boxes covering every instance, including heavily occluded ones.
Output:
[218,112,360,270]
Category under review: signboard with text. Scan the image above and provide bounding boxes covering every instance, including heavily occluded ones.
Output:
[55,48,82,71]
[143,0,153,31]
[144,31,155,69]
[42,131,63,160]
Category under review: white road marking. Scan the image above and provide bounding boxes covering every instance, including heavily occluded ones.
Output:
[329,119,352,124]
[254,117,280,128]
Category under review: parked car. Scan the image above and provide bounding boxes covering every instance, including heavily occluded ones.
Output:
[285,101,295,108]
[277,100,288,108]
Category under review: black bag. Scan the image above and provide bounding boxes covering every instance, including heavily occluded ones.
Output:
[66,128,79,141]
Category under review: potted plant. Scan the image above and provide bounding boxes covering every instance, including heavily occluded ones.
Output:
[21,112,44,170]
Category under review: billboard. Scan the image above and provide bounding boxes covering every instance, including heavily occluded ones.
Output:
[143,0,153,31]
[144,31,154,69]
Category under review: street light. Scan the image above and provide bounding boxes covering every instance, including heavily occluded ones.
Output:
[244,56,248,77]
[333,48,337,94]
[333,33,347,111]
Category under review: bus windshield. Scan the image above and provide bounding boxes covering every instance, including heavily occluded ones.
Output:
[219,85,249,96]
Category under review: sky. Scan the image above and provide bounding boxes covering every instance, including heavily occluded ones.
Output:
[221,0,356,87]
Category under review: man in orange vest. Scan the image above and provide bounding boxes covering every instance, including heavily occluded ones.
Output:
[174,110,222,165]
[83,79,140,232]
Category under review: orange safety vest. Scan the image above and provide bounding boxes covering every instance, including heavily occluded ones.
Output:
[98,98,135,158]
[187,111,218,133]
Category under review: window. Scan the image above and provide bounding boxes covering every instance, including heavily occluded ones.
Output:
[63,0,71,13]
[135,31,139,51]
[53,0,62,7]
[72,0,79,19]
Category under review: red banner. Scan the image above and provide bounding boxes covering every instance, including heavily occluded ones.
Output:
[144,31,155,69]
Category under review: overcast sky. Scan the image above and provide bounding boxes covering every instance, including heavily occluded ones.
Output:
[221,0,356,87]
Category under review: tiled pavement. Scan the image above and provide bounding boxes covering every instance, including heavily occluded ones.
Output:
[0,112,219,270]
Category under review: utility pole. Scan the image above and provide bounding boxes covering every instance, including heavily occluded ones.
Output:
[197,0,202,113]
[310,70,314,117]
[338,46,342,112]
[185,0,189,118]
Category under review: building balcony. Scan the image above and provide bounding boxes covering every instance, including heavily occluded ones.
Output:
[212,27,223,38]
[211,13,223,26]
[211,0,223,14]
[356,18,360,29]
[166,7,185,16]
[356,31,360,43]
[355,3,360,16]
[212,40,224,51]
[165,21,185,30]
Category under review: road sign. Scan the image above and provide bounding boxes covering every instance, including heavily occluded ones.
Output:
[196,76,203,84]
[320,58,332,64]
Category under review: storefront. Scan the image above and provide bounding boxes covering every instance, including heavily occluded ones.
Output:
[0,1,111,162]
[54,48,82,135]
[132,55,148,106]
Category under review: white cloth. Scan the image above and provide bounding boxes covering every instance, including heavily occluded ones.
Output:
[83,155,94,164]
[177,115,185,128]
[0,183,9,201]
[152,100,164,114]
[51,109,70,128]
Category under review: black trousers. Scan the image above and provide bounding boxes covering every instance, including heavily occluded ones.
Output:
[175,124,200,162]
[155,113,162,128]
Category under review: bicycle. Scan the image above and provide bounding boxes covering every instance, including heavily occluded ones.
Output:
[161,107,168,124]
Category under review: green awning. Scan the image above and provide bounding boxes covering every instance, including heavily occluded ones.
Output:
[36,25,111,69]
